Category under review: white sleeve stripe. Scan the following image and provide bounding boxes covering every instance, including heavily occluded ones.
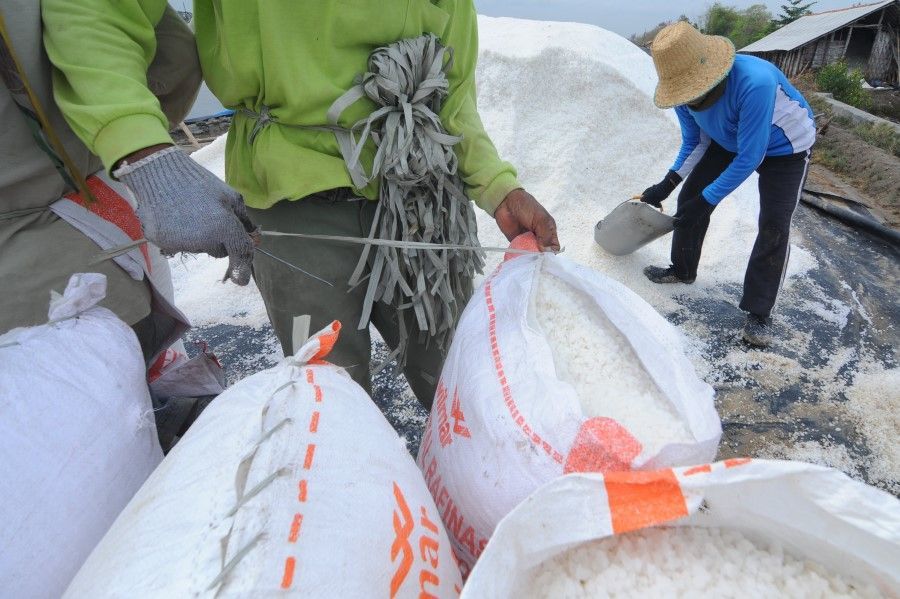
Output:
[772,86,815,153]
[675,133,711,179]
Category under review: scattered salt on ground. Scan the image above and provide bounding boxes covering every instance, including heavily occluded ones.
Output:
[797,297,852,330]
[518,527,881,599]
[764,440,865,483]
[534,270,692,456]
[841,365,900,493]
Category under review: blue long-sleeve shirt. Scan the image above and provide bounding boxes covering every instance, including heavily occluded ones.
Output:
[671,54,815,205]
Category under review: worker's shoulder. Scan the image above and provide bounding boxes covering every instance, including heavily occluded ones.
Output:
[731,55,779,91]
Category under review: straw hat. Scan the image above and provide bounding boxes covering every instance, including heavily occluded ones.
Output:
[651,22,735,109]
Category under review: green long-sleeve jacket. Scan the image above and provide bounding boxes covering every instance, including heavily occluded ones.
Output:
[42,0,520,214]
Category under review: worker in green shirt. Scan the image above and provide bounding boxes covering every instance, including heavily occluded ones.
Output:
[43,0,559,408]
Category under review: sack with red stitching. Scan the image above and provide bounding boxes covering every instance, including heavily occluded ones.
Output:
[462,460,900,597]
[65,322,463,598]
[417,234,721,575]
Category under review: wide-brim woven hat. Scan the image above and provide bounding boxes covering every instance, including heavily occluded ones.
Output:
[651,22,735,109]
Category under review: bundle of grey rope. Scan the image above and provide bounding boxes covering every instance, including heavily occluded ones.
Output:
[326,34,484,364]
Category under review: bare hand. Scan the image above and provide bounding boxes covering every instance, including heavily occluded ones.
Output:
[493,189,560,251]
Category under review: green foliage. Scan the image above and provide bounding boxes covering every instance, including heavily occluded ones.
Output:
[817,62,873,110]
[854,123,900,158]
[811,143,849,172]
[774,0,817,28]
[630,15,695,46]
[701,3,775,49]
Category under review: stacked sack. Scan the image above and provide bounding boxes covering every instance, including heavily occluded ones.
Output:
[0,274,163,598]
[418,235,721,573]
[65,322,462,598]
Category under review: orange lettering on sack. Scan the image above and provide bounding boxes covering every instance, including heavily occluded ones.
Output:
[418,506,442,595]
[391,483,415,598]
[605,470,689,534]
[460,526,477,557]
[419,571,440,599]
[724,458,752,468]
[419,510,441,568]
[420,507,440,535]
[309,411,320,433]
[281,556,296,589]
[450,391,471,438]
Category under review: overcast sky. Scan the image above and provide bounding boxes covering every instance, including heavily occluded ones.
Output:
[167,0,857,39]
[475,1,853,37]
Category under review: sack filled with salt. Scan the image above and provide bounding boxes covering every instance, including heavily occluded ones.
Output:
[0,274,162,599]
[417,234,721,574]
[65,322,462,598]
[462,459,900,598]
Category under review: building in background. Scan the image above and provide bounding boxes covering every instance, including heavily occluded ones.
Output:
[741,0,899,84]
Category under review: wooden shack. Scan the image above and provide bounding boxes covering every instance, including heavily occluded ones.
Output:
[741,0,900,85]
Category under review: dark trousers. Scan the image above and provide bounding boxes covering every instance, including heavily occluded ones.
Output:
[247,191,449,410]
[671,142,810,317]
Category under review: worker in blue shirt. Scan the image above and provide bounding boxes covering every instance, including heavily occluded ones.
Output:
[639,22,815,347]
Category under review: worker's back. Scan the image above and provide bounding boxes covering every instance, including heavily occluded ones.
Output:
[0,0,99,212]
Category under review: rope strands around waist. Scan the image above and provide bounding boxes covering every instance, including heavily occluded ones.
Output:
[242,34,484,365]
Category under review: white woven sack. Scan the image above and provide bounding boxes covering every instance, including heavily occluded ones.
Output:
[418,235,720,574]
[0,273,163,599]
[463,459,900,597]
[65,322,463,598]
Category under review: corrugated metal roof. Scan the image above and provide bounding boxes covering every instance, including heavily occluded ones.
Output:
[740,0,896,52]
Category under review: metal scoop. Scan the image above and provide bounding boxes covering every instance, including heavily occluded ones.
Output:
[594,199,675,256]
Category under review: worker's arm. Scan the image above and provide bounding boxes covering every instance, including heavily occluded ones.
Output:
[670,106,711,180]
[702,82,775,205]
[41,0,173,171]
[42,0,256,285]
[436,0,520,215]
[437,0,558,249]
[147,7,203,128]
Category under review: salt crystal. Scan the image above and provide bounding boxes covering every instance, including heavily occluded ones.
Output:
[534,269,693,456]
[519,526,881,599]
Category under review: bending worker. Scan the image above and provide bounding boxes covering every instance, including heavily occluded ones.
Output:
[639,22,814,347]
[43,0,559,409]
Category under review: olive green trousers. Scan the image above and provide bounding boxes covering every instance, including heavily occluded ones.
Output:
[247,191,450,409]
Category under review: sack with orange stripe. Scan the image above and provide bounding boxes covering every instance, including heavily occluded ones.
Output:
[417,234,721,575]
[64,322,463,598]
[462,459,900,597]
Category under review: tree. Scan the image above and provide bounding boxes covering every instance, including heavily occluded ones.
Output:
[731,5,776,48]
[630,16,697,47]
[700,3,775,49]
[774,0,817,28]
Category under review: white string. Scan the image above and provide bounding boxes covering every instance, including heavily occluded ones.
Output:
[260,230,559,255]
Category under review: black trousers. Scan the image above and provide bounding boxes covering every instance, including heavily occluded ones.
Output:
[671,142,810,317]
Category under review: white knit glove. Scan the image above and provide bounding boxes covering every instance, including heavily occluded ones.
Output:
[115,147,256,285]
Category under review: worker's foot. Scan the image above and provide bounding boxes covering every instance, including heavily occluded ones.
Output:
[742,314,773,348]
[643,265,695,284]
